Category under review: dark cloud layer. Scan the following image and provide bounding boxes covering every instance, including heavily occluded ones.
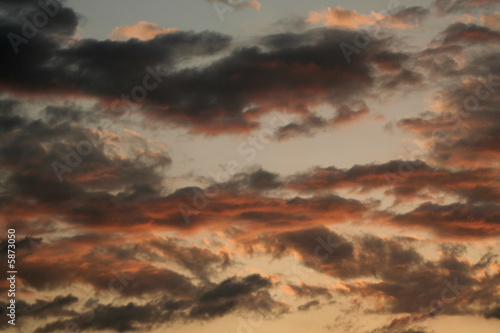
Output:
[22,273,280,332]
[1,1,500,332]
[0,0,422,137]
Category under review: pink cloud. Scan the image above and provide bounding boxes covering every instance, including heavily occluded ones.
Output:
[109,21,179,41]
[306,6,418,30]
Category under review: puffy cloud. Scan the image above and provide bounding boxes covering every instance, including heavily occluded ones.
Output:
[306,6,429,30]
[109,21,179,41]
[233,225,499,327]
[441,23,500,45]
[1,0,421,137]
[1,1,500,332]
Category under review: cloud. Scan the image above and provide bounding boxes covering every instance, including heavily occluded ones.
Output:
[392,202,500,238]
[433,0,500,15]
[236,226,499,325]
[306,6,429,30]
[109,21,179,41]
[0,295,79,330]
[0,0,420,138]
[0,294,78,319]
[1,1,500,332]
[395,57,500,168]
[148,237,231,280]
[481,12,500,29]
[199,274,271,302]
[1,107,498,242]
[0,104,171,207]
[246,228,426,280]
[484,306,500,319]
[1,104,498,245]
[0,236,42,255]
[6,225,497,332]
[441,23,500,45]
[273,103,370,141]
[306,6,382,28]
[297,300,320,311]
[28,274,281,332]
[33,298,182,333]
[0,107,373,235]
[205,0,261,10]
[287,282,332,299]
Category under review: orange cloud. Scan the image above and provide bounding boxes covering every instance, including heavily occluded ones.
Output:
[248,0,261,9]
[306,6,417,30]
[109,21,179,41]
[307,6,381,28]
[481,12,500,29]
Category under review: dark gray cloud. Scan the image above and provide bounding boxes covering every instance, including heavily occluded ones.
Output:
[0,294,77,321]
[484,306,500,319]
[297,300,320,311]
[0,0,421,138]
[441,23,500,45]
[29,273,280,332]
[288,282,332,299]
[34,297,181,333]
[199,274,271,302]
[0,235,42,255]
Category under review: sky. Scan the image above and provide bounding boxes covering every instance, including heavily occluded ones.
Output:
[0,0,500,332]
